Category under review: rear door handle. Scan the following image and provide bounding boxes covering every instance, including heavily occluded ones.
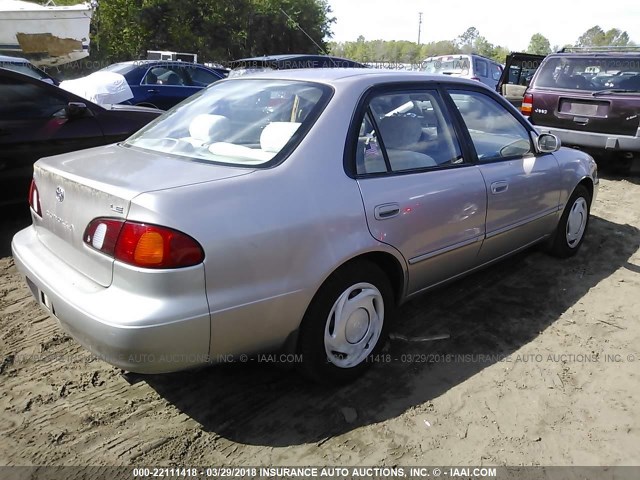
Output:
[147,88,159,93]
[491,181,508,194]
[374,203,400,220]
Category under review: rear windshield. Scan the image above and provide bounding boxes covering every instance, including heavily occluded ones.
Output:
[101,62,138,75]
[533,55,640,91]
[125,79,330,166]
[423,56,471,75]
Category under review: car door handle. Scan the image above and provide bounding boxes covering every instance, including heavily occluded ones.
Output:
[491,181,509,194]
[374,203,400,220]
[147,88,159,93]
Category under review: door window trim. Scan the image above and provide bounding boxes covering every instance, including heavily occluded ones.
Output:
[441,85,539,164]
[343,82,472,179]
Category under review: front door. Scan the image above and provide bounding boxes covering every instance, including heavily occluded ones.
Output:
[446,88,561,265]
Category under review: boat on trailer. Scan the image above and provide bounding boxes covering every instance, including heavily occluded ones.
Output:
[0,0,93,67]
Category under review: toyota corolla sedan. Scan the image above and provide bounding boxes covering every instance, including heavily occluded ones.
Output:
[12,69,598,384]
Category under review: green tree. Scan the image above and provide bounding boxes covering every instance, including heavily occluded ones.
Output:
[527,33,551,55]
[457,26,479,53]
[576,26,634,47]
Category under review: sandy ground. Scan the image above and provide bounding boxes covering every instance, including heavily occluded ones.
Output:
[1,175,639,468]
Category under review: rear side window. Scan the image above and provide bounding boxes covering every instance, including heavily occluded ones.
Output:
[355,90,464,175]
[449,89,532,161]
[533,55,640,91]
[475,59,488,78]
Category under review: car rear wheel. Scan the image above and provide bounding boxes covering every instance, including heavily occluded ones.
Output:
[298,261,393,384]
[548,185,591,258]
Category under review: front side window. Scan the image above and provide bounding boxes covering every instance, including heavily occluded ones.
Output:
[0,77,66,119]
[187,67,221,86]
[449,90,532,161]
[125,79,329,166]
[355,90,463,175]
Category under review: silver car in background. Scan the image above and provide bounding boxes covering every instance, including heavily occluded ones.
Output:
[12,69,598,384]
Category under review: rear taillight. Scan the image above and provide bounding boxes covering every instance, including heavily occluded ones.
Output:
[83,218,204,269]
[29,179,42,217]
[521,93,533,116]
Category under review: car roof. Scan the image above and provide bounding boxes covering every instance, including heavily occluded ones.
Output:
[224,67,494,87]
[116,60,207,68]
[548,52,640,58]
[231,54,365,68]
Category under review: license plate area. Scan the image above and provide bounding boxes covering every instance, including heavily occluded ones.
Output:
[559,99,609,117]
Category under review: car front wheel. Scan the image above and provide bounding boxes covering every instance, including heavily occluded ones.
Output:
[549,184,591,258]
[298,261,393,384]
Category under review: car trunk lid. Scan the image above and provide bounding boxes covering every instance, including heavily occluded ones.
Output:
[32,143,253,287]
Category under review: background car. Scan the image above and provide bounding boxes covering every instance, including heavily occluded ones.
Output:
[12,70,597,384]
[522,46,640,172]
[423,53,503,89]
[0,68,162,207]
[99,60,226,109]
[0,54,58,85]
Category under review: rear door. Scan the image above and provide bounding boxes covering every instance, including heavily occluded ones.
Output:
[0,72,104,206]
[497,53,544,107]
[446,88,561,264]
[351,86,488,295]
[139,65,198,109]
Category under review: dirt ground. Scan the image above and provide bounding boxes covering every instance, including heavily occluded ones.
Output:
[1,175,639,468]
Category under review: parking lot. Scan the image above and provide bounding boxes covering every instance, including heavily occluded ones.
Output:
[0,172,638,466]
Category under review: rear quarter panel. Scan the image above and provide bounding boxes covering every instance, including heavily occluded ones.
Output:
[127,82,408,357]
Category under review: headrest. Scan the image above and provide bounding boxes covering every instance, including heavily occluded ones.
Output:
[378,116,422,149]
[189,114,230,142]
[260,122,301,153]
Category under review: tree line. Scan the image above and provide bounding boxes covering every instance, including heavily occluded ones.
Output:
[330,26,637,65]
[51,0,335,66]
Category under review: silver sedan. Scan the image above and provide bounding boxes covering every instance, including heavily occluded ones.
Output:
[12,69,598,384]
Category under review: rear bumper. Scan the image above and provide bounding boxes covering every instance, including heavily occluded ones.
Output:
[534,125,640,153]
[11,226,211,374]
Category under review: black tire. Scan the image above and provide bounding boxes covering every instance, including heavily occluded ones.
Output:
[548,184,591,258]
[297,260,394,384]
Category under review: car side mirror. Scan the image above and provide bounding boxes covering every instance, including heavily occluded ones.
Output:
[535,133,561,153]
[66,102,90,119]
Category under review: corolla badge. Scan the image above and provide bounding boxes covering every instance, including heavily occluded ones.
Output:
[55,186,65,202]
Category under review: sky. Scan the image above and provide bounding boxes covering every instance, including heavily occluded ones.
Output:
[327,0,640,52]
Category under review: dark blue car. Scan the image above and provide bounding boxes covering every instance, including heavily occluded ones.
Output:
[101,60,225,110]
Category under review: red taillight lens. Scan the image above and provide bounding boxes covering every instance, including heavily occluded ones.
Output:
[521,93,533,116]
[28,179,42,217]
[83,218,204,269]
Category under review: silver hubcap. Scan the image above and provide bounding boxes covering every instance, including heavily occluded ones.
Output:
[324,282,384,369]
[566,197,588,248]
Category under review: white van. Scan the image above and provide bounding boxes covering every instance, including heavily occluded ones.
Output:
[423,54,503,89]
